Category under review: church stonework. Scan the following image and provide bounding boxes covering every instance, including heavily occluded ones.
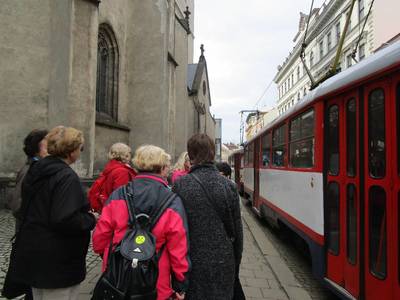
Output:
[0,0,215,207]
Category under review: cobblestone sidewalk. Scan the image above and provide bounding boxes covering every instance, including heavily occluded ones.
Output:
[0,208,305,300]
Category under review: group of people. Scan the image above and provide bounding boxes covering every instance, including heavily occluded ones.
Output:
[4,126,244,300]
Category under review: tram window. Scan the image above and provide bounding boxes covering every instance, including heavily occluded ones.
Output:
[368,88,385,179]
[347,184,357,265]
[369,186,387,279]
[272,124,286,167]
[248,143,254,165]
[397,84,400,175]
[261,133,271,167]
[290,109,314,168]
[327,182,340,255]
[347,99,357,177]
[328,105,340,175]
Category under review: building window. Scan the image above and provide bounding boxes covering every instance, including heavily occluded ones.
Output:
[303,87,307,96]
[297,66,300,81]
[96,24,119,121]
[319,40,324,60]
[291,73,294,86]
[290,109,315,168]
[310,51,314,67]
[336,22,341,44]
[298,92,301,101]
[359,44,365,61]
[288,77,291,89]
[347,13,352,32]
[347,54,352,68]
[292,99,294,106]
[359,0,365,20]
[327,31,332,51]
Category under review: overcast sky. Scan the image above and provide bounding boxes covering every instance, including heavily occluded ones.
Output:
[193,0,326,144]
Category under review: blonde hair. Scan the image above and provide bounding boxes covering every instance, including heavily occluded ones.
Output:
[173,152,189,171]
[132,145,171,173]
[108,143,131,163]
[46,126,84,158]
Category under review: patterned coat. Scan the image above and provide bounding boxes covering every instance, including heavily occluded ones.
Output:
[173,163,243,300]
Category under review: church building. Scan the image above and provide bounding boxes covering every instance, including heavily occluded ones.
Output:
[0,0,215,206]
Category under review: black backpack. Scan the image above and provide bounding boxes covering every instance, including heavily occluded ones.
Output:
[92,182,175,300]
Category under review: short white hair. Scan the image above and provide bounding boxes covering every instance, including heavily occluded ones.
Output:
[132,145,171,173]
[108,143,132,163]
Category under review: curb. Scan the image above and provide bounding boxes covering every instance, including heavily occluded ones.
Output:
[241,206,313,300]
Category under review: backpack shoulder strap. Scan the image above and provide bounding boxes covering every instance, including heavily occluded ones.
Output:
[124,182,136,228]
[150,192,176,229]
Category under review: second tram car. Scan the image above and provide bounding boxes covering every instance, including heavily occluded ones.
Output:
[240,40,400,299]
[228,148,244,195]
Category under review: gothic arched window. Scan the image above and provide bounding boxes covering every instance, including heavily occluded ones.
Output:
[96,24,119,121]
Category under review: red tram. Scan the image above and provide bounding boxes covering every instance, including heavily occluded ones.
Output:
[239,41,400,299]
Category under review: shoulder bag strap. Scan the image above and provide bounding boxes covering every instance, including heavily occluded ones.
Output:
[190,173,235,241]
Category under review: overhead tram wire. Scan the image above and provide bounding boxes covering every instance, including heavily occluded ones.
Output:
[252,79,274,110]
[351,0,375,63]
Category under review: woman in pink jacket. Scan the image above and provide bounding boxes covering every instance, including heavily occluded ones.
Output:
[170,152,191,184]
[92,145,190,300]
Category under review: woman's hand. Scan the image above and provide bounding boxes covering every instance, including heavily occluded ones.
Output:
[174,292,185,300]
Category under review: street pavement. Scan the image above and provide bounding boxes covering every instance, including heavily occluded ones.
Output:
[0,207,313,300]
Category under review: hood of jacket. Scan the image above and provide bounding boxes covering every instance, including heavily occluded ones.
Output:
[103,159,133,176]
[24,156,69,188]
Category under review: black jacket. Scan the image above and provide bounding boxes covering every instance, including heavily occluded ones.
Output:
[14,156,96,289]
[173,164,243,300]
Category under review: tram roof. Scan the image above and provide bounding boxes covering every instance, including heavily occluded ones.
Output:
[245,40,400,146]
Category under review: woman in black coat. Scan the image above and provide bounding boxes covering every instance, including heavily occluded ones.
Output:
[173,134,244,300]
[14,126,96,300]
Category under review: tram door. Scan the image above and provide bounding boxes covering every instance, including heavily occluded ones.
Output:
[363,80,395,300]
[253,139,260,209]
[393,75,400,300]
[325,92,361,298]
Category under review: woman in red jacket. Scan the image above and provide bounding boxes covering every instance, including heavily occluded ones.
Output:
[89,143,136,212]
[92,145,190,300]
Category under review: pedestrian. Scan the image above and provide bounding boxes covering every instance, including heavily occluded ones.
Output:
[92,145,190,300]
[216,161,232,179]
[13,126,96,300]
[173,134,244,300]
[8,129,48,232]
[88,142,136,213]
[169,152,191,184]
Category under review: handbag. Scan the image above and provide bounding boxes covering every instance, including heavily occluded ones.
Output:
[1,236,32,299]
